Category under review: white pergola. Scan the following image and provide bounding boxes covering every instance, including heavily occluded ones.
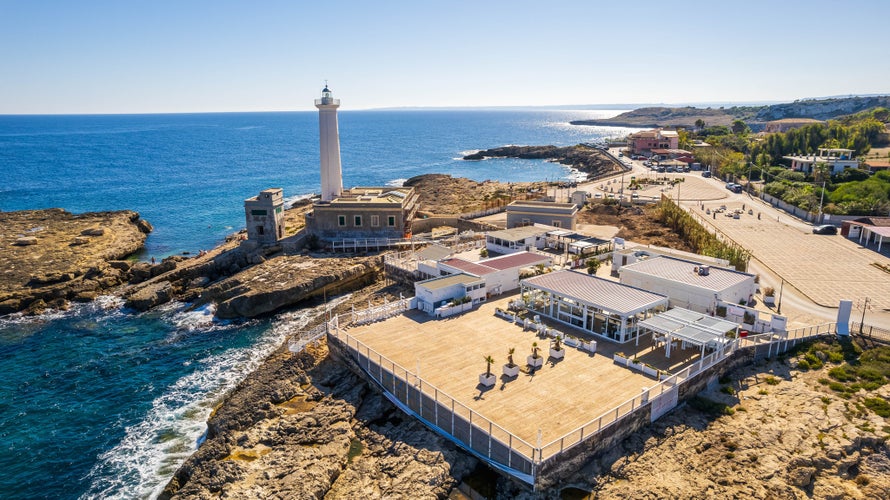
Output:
[853,223,889,252]
[639,307,738,358]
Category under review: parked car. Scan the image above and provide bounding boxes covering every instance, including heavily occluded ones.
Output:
[813,224,838,235]
[702,171,712,178]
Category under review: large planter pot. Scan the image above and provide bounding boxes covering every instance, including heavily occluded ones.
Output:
[502,364,520,377]
[479,373,497,387]
[763,295,775,306]
[549,348,565,359]
[583,341,597,353]
[527,355,544,368]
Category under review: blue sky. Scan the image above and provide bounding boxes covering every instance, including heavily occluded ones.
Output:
[1,0,888,114]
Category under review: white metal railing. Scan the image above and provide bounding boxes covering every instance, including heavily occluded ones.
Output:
[288,322,328,353]
[350,297,411,325]
[328,323,537,479]
[325,301,839,479]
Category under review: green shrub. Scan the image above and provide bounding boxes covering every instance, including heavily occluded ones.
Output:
[764,376,780,385]
[863,397,890,418]
[829,366,855,382]
[797,359,811,370]
[827,351,845,363]
[828,381,847,392]
[804,352,824,369]
[721,385,736,395]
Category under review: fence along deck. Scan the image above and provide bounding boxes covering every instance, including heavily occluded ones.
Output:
[323,305,841,486]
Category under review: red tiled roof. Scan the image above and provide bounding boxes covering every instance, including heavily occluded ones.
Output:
[439,258,497,275]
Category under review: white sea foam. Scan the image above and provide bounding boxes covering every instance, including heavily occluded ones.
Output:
[80,300,338,500]
[283,192,314,208]
[385,178,407,187]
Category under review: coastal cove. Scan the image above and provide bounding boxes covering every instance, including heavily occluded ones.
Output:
[0,110,637,498]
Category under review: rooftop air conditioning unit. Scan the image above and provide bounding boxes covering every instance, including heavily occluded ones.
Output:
[698,265,710,276]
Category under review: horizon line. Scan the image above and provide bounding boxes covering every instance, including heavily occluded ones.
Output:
[2,94,888,117]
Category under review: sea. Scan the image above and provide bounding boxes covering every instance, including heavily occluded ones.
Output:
[0,109,635,499]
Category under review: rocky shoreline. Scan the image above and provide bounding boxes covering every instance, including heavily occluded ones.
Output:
[463,144,623,180]
[0,208,152,315]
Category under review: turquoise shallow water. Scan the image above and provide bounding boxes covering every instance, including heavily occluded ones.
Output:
[0,109,633,499]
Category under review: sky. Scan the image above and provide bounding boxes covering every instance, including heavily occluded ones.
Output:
[1,0,888,114]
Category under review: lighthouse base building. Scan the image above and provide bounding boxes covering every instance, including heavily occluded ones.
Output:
[303,85,419,242]
[304,185,419,240]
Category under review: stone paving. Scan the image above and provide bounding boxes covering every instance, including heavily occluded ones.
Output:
[676,176,890,312]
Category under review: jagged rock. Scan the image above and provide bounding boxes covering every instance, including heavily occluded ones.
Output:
[72,236,90,245]
[788,466,817,488]
[136,218,153,234]
[108,260,132,272]
[125,281,172,311]
[15,236,38,246]
[0,298,22,315]
[81,227,105,236]
[208,256,381,319]
[150,259,179,278]
[129,262,152,283]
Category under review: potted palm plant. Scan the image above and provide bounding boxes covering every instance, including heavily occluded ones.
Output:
[479,355,497,387]
[527,342,543,369]
[549,334,565,359]
[503,347,520,377]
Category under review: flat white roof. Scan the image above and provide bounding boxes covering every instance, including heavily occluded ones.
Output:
[417,273,483,291]
[640,308,737,347]
[522,270,667,316]
[487,226,546,242]
[620,256,753,292]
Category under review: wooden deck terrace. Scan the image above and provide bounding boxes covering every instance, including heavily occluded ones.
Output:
[342,293,704,448]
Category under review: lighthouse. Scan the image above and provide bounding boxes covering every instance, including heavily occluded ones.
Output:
[315,84,343,202]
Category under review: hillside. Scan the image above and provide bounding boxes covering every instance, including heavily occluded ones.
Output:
[571,95,890,130]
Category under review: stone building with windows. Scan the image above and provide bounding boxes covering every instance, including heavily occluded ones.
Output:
[505,200,578,229]
[304,186,419,240]
[244,188,285,245]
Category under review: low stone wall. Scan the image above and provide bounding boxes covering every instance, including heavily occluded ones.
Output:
[411,217,498,234]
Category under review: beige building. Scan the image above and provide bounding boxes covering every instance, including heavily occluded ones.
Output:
[304,186,419,240]
[244,188,285,245]
[506,200,578,229]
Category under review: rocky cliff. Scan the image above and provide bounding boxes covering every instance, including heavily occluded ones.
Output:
[160,294,477,500]
[0,208,151,315]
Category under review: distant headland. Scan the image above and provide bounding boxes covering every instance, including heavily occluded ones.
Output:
[570,95,890,131]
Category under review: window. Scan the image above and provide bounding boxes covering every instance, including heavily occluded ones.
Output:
[354,215,362,226]
[552,220,561,228]
[337,215,346,226]
[371,215,379,227]
[256,225,264,235]
[387,215,396,226]
[251,209,267,216]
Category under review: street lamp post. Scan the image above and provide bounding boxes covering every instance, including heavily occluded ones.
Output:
[817,180,826,224]
[777,279,785,314]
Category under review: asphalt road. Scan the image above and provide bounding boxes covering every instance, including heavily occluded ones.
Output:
[576,151,890,330]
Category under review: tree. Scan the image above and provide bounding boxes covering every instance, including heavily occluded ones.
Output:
[731,119,750,135]
[695,118,706,130]
[586,258,601,275]
[506,347,515,367]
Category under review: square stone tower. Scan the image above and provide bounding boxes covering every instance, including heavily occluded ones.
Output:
[244,188,285,244]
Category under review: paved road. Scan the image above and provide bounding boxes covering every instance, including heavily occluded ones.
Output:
[555,151,888,329]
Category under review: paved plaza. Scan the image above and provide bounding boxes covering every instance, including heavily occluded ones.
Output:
[343,295,702,447]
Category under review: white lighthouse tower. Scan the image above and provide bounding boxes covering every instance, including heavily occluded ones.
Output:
[315,84,343,202]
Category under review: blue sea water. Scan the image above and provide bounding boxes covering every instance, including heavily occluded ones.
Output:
[0,109,633,499]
